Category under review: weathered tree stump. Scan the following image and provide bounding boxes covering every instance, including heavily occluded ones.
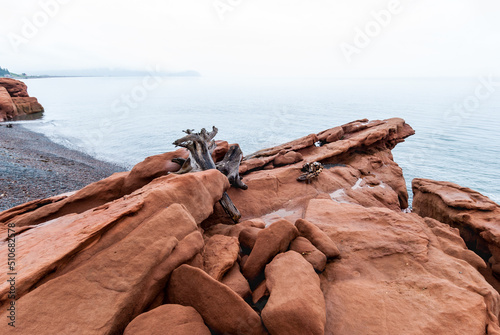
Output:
[172,127,246,222]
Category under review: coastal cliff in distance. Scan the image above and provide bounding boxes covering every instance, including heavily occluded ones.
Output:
[1,118,500,334]
[0,78,44,121]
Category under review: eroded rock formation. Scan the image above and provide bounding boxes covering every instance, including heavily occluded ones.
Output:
[1,118,500,334]
[0,78,44,121]
[413,178,500,288]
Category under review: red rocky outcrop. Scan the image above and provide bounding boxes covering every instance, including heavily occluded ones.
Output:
[0,78,43,121]
[2,118,500,334]
[413,178,500,284]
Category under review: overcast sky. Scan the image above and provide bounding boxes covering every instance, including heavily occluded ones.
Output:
[0,0,499,77]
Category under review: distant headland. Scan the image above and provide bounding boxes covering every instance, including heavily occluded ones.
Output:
[0,66,201,79]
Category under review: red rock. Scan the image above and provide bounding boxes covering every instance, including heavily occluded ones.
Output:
[239,226,262,249]
[273,151,303,166]
[317,126,344,143]
[213,140,229,162]
[252,279,269,304]
[412,178,500,277]
[0,79,44,120]
[295,218,340,259]
[0,78,29,97]
[203,235,240,280]
[204,218,266,238]
[0,203,205,334]
[11,96,44,115]
[240,254,249,268]
[221,262,251,299]
[0,156,218,229]
[0,87,16,121]
[262,251,326,335]
[4,118,495,334]
[289,236,327,272]
[203,118,414,227]
[186,252,204,269]
[242,219,299,280]
[304,198,500,334]
[0,194,68,224]
[167,264,267,335]
[0,170,228,305]
[124,304,211,335]
[244,133,319,161]
[122,148,188,192]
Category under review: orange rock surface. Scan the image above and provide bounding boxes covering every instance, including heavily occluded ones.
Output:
[0,78,44,121]
[1,118,500,334]
[413,178,500,285]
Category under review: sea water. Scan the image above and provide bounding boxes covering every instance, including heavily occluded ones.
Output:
[16,77,500,205]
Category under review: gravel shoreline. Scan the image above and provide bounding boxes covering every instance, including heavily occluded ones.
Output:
[0,123,126,211]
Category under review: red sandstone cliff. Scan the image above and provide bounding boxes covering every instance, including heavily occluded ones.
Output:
[0,78,44,121]
[1,118,499,334]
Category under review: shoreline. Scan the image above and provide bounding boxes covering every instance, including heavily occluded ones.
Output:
[0,123,125,211]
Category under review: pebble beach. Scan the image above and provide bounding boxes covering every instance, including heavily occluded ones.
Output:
[0,123,124,211]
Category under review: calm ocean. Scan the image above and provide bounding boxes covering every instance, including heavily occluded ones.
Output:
[16,77,500,205]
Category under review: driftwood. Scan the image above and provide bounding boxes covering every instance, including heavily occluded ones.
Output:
[172,127,246,222]
[297,162,324,183]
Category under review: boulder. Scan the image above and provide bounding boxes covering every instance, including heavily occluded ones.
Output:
[167,264,267,335]
[0,87,16,121]
[252,279,269,304]
[239,226,262,249]
[242,219,299,280]
[0,78,29,97]
[204,218,266,238]
[295,218,340,259]
[221,262,252,299]
[123,304,211,335]
[0,78,44,121]
[203,235,240,280]
[290,236,327,272]
[262,251,326,335]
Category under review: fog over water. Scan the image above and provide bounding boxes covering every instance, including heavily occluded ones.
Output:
[18,76,500,206]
